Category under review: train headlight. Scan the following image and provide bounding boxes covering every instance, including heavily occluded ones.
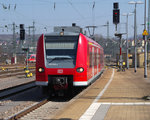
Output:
[76,67,84,73]
[38,67,44,73]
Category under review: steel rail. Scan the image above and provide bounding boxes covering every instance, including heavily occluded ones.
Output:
[0,70,35,78]
[7,98,49,120]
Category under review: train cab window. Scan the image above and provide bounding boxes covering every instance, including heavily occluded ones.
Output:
[44,35,79,68]
[31,56,35,59]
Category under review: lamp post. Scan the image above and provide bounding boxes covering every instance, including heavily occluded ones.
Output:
[144,0,148,78]
[122,13,133,69]
[128,1,144,72]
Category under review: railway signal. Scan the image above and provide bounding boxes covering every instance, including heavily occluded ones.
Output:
[20,24,25,40]
[113,9,120,24]
[113,2,122,71]
[113,2,120,25]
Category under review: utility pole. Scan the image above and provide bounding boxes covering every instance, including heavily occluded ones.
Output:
[126,14,129,69]
[106,21,109,40]
[128,1,144,73]
[115,33,123,70]
[32,21,35,47]
[148,0,150,35]
[144,0,148,78]
[134,4,137,73]
[28,26,32,43]
[148,0,150,67]
[102,21,109,40]
[122,13,133,69]
[27,25,34,45]
[12,22,17,64]
[27,23,35,53]
[29,26,31,41]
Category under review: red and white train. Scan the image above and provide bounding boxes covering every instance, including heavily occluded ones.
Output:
[27,54,36,63]
[36,31,104,95]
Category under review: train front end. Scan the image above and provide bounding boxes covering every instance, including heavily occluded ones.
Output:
[36,33,87,94]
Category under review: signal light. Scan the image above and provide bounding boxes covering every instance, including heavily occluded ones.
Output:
[20,24,24,29]
[113,9,120,24]
[20,24,25,40]
[20,29,25,40]
[113,2,119,9]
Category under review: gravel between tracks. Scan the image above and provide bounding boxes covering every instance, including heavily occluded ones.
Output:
[20,101,67,120]
[0,75,35,90]
[0,87,45,120]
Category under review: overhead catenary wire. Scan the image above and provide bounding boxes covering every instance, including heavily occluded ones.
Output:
[66,0,85,20]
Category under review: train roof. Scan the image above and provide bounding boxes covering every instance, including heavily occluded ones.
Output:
[45,32,80,36]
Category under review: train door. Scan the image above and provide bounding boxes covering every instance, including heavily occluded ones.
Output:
[92,47,94,76]
[100,48,101,70]
[97,48,99,74]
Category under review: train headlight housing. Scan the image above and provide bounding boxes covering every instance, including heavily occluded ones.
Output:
[76,67,84,73]
[38,67,44,73]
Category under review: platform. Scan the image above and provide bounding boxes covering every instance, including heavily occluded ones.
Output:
[50,68,150,120]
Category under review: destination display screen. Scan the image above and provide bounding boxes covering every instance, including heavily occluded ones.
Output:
[45,42,76,50]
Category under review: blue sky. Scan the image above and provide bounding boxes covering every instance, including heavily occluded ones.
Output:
[0,0,146,38]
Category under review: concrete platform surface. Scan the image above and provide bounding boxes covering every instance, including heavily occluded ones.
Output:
[50,68,150,120]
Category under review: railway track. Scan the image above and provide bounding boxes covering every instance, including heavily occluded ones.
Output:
[7,92,83,120]
[18,86,92,120]
[0,66,35,73]
[0,69,35,78]
[0,64,35,73]
[0,84,86,120]
[8,98,49,120]
[0,66,90,120]
[0,70,101,120]
[0,86,46,120]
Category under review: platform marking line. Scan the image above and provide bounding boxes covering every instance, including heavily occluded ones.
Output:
[92,102,150,106]
[79,103,101,120]
[79,69,115,120]
[79,102,150,120]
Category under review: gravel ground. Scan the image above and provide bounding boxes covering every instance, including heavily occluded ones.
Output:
[0,75,35,90]
[19,88,88,120]
[20,101,68,120]
[0,87,45,119]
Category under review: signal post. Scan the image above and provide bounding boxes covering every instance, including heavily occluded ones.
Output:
[113,3,123,70]
[115,33,123,70]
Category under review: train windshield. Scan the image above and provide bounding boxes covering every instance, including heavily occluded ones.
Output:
[45,36,79,68]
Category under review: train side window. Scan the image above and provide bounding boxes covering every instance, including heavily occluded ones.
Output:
[97,54,100,65]
[94,52,97,66]
[100,49,103,64]
[92,50,95,66]
[31,56,35,59]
